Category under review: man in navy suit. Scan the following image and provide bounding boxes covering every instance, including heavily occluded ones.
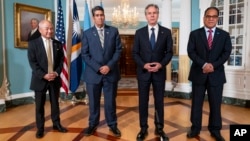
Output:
[82,6,122,137]
[27,18,41,41]
[132,4,173,141]
[28,20,67,138]
[187,7,232,141]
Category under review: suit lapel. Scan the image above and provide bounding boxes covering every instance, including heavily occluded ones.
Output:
[52,39,57,61]
[155,25,165,50]
[104,25,110,51]
[141,26,151,50]
[211,28,220,49]
[199,28,209,50]
[38,37,47,57]
[91,26,104,50]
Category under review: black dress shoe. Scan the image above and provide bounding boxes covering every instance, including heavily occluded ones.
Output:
[84,126,97,136]
[155,129,169,141]
[136,129,148,141]
[109,126,121,137]
[187,130,200,138]
[211,133,225,141]
[53,124,68,133]
[36,130,44,138]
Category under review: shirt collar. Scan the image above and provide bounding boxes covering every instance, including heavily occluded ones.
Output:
[148,24,159,31]
[204,26,216,32]
[41,36,51,43]
[95,25,104,31]
[32,28,38,32]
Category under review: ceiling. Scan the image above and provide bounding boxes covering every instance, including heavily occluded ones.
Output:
[75,0,181,21]
[76,0,180,9]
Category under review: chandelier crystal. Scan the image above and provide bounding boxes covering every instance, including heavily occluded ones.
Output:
[112,0,139,28]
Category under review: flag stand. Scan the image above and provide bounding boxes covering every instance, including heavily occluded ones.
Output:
[71,83,89,105]
[71,94,89,105]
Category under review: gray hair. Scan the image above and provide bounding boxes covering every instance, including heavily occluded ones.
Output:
[144,4,159,15]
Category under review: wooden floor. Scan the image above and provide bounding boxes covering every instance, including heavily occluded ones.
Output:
[0,90,250,141]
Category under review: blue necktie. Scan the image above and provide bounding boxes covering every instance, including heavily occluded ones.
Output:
[150,28,155,49]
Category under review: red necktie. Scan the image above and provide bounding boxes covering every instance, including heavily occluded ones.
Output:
[207,29,213,49]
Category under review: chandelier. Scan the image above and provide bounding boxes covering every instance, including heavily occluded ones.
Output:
[112,0,139,28]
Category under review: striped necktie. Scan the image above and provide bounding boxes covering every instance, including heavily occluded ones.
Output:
[98,29,104,48]
[207,29,213,49]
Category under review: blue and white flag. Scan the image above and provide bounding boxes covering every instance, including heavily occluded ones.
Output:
[70,0,82,92]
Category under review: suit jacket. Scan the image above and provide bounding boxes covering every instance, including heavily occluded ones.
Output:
[132,24,173,81]
[27,30,41,41]
[82,25,122,84]
[187,27,232,86]
[28,37,64,91]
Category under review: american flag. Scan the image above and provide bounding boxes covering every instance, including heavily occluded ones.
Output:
[55,0,69,94]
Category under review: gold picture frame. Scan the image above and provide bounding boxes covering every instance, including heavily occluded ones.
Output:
[14,3,51,48]
[172,28,179,56]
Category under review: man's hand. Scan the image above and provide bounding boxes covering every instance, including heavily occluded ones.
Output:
[203,63,214,73]
[44,72,58,81]
[144,62,162,72]
[99,65,110,75]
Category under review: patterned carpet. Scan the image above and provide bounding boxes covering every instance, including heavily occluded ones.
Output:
[118,77,138,89]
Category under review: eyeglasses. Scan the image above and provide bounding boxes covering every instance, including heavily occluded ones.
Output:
[205,15,218,19]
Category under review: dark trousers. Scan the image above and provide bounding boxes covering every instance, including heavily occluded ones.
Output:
[86,78,118,127]
[35,83,60,131]
[138,79,165,130]
[190,82,223,133]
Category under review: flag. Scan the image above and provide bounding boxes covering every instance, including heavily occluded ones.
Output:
[55,0,69,95]
[99,0,105,23]
[70,0,82,93]
[100,0,103,7]
[81,0,91,81]
[84,1,91,31]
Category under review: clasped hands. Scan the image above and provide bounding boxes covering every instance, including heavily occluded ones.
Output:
[99,65,110,75]
[44,72,58,81]
[144,62,162,72]
[203,63,214,74]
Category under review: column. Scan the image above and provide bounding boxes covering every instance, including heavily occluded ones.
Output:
[160,0,172,91]
[176,0,191,93]
[0,0,9,110]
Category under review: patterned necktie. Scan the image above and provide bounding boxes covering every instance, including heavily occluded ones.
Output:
[207,29,213,49]
[150,28,155,49]
[98,29,104,48]
[46,39,53,73]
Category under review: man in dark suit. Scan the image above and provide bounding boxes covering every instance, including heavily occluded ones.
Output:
[27,18,41,41]
[187,7,232,141]
[82,6,122,137]
[132,4,173,141]
[27,20,67,139]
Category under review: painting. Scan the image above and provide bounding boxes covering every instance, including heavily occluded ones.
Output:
[172,28,179,56]
[14,3,51,48]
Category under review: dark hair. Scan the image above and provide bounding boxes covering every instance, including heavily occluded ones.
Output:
[204,7,219,16]
[144,4,159,15]
[92,6,104,16]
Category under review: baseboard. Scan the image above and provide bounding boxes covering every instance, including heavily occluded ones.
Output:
[0,90,86,113]
[1,89,249,113]
[0,99,6,112]
[165,91,249,107]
